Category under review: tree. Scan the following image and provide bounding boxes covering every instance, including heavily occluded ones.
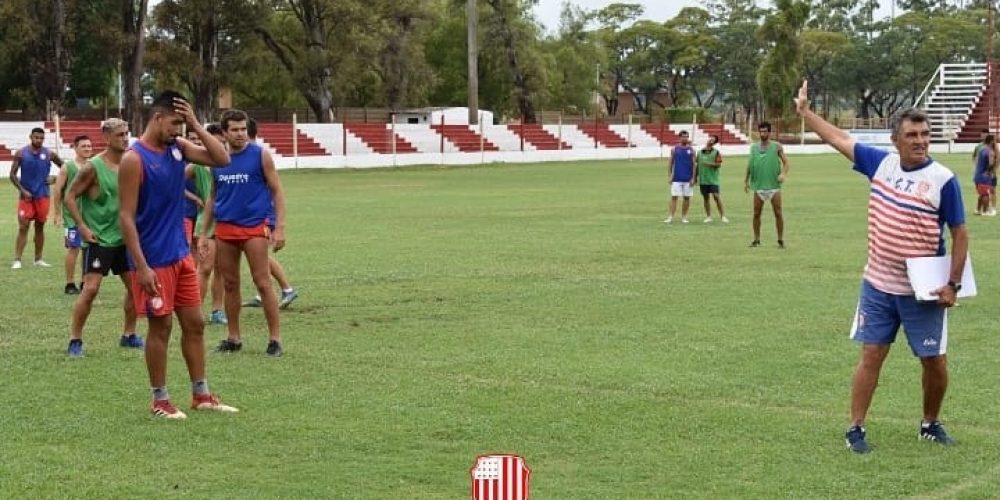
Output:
[593,3,646,117]
[483,0,542,122]
[705,0,765,120]
[121,0,150,133]
[756,0,810,125]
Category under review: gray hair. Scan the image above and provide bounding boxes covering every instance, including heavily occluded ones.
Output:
[101,118,128,134]
[889,108,930,137]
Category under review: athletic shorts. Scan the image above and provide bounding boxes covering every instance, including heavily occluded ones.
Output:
[17,196,50,223]
[83,245,130,276]
[184,217,195,245]
[976,183,993,196]
[131,254,200,317]
[700,184,720,196]
[64,227,82,249]
[215,221,270,243]
[755,189,781,202]
[849,280,947,358]
[670,182,693,197]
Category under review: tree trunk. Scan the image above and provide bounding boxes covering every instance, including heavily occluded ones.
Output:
[486,0,535,123]
[191,11,219,121]
[27,0,72,118]
[122,0,149,134]
[383,15,414,112]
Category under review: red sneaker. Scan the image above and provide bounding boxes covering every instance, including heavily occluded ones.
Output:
[191,393,239,413]
[151,399,187,419]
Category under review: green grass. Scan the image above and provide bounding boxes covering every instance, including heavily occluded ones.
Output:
[2,153,1000,498]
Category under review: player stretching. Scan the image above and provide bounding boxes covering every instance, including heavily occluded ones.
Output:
[52,135,93,294]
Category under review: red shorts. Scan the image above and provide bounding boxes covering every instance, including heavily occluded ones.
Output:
[17,196,50,223]
[976,183,994,196]
[215,221,270,242]
[184,217,195,245]
[131,254,200,317]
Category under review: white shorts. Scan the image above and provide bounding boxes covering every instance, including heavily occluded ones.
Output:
[755,189,781,202]
[671,182,693,197]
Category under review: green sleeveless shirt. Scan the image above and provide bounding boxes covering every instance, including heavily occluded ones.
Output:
[62,160,80,228]
[80,156,123,247]
[749,141,782,191]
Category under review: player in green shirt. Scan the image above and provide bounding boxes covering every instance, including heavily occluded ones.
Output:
[51,135,93,295]
[63,119,142,357]
[692,135,727,223]
[744,122,790,248]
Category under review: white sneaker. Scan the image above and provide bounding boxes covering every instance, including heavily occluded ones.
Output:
[33,259,52,268]
[663,217,673,224]
[681,218,689,224]
[974,209,982,216]
[703,217,713,223]
[11,260,21,269]
[721,216,730,223]
[989,209,998,217]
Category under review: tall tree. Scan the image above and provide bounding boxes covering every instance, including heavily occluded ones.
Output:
[483,0,541,122]
[121,0,149,133]
[756,0,810,124]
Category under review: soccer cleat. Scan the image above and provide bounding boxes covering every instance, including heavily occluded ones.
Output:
[151,400,187,419]
[64,283,80,295]
[845,425,870,454]
[749,240,761,248]
[703,217,713,223]
[721,216,730,223]
[209,309,228,325]
[279,289,299,309]
[266,340,284,357]
[663,217,673,224]
[11,260,22,270]
[215,339,242,353]
[119,333,144,349]
[33,259,52,268]
[191,393,239,413]
[242,296,262,308]
[778,240,785,249]
[67,339,84,357]
[919,421,956,446]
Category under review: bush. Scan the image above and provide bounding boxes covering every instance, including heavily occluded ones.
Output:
[664,107,714,124]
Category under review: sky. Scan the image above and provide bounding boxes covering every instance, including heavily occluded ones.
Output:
[531,0,900,33]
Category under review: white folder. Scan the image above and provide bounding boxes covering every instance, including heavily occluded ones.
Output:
[905,254,976,302]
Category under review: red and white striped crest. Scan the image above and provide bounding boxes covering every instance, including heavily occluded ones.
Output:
[470,454,530,500]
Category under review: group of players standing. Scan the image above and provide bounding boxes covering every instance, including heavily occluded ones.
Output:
[9,91,296,418]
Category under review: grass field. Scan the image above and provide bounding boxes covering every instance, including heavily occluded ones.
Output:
[2,153,1000,498]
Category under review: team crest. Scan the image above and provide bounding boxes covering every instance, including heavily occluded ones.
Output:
[916,181,931,195]
[471,454,530,500]
[171,147,183,162]
[92,258,101,269]
[40,153,47,160]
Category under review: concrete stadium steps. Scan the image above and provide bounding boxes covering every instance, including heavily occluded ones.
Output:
[698,123,747,145]
[256,123,329,156]
[430,124,499,152]
[638,123,683,145]
[344,123,418,154]
[0,144,14,161]
[480,125,522,152]
[46,121,105,149]
[506,124,571,150]
[576,123,631,148]
[954,80,997,143]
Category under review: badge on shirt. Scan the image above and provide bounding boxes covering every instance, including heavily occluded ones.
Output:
[171,147,183,162]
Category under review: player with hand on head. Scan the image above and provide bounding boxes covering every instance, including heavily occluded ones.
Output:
[51,135,94,294]
[119,90,237,419]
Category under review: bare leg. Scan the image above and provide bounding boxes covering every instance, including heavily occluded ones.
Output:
[216,239,243,342]
[850,344,891,426]
[702,195,711,217]
[70,272,105,340]
[752,195,764,241]
[176,306,207,383]
[681,196,690,218]
[120,273,137,334]
[14,220,29,261]
[920,354,949,422]
[269,256,291,290]
[211,271,224,310]
[33,222,45,261]
[713,193,726,218]
[669,196,678,218]
[246,239,281,342]
[144,315,173,388]
[771,193,784,241]
[64,247,80,284]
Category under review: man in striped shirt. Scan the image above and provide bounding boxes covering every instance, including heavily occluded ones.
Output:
[795,80,968,454]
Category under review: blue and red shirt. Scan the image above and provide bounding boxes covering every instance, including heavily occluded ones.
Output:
[853,143,965,295]
[212,143,273,227]
[18,146,53,197]
[671,144,694,183]
[974,146,994,186]
[131,140,190,268]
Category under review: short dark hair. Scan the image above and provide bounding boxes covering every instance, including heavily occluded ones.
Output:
[30,127,45,135]
[711,134,720,143]
[247,117,258,139]
[679,130,689,136]
[72,135,90,145]
[985,134,995,144]
[149,90,185,118]
[889,108,930,137]
[758,122,772,132]
[220,109,248,131]
[206,123,223,136]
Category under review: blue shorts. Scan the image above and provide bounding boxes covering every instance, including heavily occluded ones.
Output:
[64,227,82,249]
[850,280,948,358]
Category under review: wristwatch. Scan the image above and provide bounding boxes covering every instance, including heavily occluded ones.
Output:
[947,281,962,293]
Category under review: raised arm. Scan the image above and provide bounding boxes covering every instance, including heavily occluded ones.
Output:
[795,79,855,161]
[172,98,229,167]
